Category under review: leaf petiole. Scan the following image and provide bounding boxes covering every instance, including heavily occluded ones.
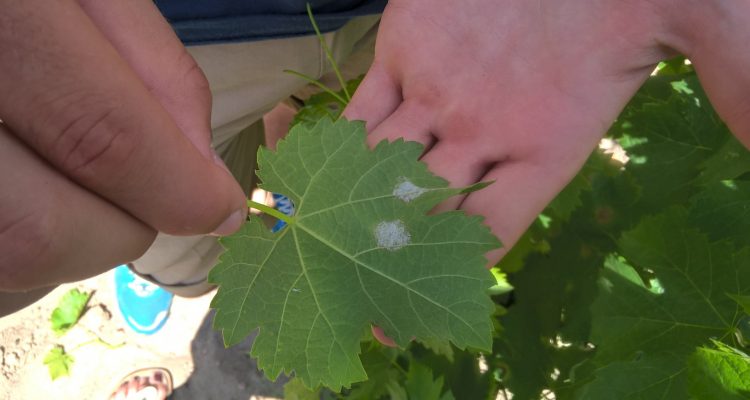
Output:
[306,3,351,101]
[247,199,295,225]
[283,69,348,105]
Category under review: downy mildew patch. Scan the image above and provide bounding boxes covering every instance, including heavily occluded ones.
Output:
[374,220,411,251]
[393,178,427,202]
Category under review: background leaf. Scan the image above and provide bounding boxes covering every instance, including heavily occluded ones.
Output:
[578,209,750,398]
[283,378,321,400]
[404,362,454,400]
[687,341,750,400]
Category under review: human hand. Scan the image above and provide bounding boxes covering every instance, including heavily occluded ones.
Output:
[0,0,247,291]
[345,0,747,266]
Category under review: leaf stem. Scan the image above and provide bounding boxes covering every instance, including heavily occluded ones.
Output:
[247,200,295,225]
[306,3,351,102]
[283,69,348,106]
[390,358,408,376]
[72,328,125,351]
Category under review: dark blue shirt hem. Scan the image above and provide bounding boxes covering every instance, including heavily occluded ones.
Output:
[158,1,386,45]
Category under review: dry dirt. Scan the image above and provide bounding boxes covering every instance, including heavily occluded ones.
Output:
[0,270,285,400]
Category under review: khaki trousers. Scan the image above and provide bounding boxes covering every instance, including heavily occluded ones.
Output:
[130,16,379,296]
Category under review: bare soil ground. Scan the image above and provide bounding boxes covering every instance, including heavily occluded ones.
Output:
[0,270,285,400]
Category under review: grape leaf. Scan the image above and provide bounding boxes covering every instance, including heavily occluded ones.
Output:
[43,346,74,380]
[419,338,455,362]
[496,233,600,398]
[729,294,750,316]
[50,288,91,336]
[546,172,590,221]
[404,362,454,400]
[697,137,750,184]
[346,344,402,400]
[579,208,750,398]
[283,378,321,400]
[408,339,496,400]
[621,77,726,212]
[545,149,620,222]
[291,76,363,128]
[574,354,685,399]
[688,341,750,400]
[210,118,499,389]
[689,181,750,249]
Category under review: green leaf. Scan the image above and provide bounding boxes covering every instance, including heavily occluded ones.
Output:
[418,338,455,363]
[50,288,91,336]
[494,222,548,274]
[43,346,74,380]
[548,174,591,221]
[413,345,495,400]
[387,382,409,400]
[404,362,453,400]
[622,77,727,213]
[291,76,363,128]
[347,344,402,400]
[496,233,600,398]
[729,294,750,316]
[688,341,750,400]
[210,118,499,389]
[547,169,590,221]
[284,378,321,400]
[689,181,750,249]
[696,137,750,184]
[580,208,750,398]
[575,354,686,399]
[655,56,693,76]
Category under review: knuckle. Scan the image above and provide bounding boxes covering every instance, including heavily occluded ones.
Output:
[154,50,211,106]
[49,105,136,177]
[179,53,211,96]
[0,210,57,291]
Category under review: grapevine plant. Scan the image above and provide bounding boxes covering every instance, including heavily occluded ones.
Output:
[209,41,750,400]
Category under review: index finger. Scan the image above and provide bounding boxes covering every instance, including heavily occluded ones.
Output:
[0,0,246,235]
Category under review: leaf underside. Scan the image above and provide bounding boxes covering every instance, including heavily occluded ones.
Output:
[209,118,499,389]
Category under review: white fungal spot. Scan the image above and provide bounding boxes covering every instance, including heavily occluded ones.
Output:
[374,220,411,251]
[393,178,427,202]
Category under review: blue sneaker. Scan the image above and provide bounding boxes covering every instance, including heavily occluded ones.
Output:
[271,193,295,233]
[114,265,173,335]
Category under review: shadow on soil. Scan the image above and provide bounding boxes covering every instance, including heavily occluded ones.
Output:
[172,310,286,400]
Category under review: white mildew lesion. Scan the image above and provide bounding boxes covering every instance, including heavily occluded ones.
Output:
[393,178,427,203]
[374,220,411,251]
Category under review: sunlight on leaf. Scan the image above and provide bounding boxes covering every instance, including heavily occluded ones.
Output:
[50,289,91,336]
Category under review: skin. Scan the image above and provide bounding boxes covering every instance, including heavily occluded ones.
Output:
[1,0,749,326]
[109,369,170,400]
[0,0,247,293]
[344,0,750,266]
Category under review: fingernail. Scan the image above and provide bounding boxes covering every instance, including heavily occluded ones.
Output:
[212,208,246,236]
[212,149,232,174]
